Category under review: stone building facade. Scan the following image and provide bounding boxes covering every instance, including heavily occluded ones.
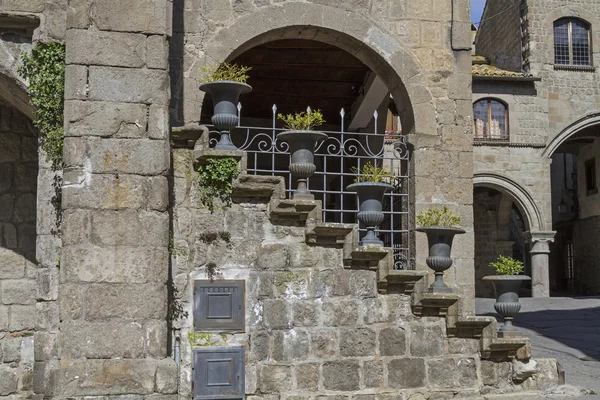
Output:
[0,0,577,399]
[474,0,600,297]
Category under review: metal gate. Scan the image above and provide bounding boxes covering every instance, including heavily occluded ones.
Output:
[207,105,412,270]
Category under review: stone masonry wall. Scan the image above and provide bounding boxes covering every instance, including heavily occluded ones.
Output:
[572,215,600,295]
[474,0,523,71]
[174,0,476,312]
[0,100,38,398]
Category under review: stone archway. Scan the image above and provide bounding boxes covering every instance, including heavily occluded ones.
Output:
[542,112,600,158]
[199,3,434,136]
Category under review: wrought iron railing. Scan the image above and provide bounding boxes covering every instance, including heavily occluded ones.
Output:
[207,105,412,270]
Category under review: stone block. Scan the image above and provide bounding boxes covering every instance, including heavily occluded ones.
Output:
[292,300,318,326]
[156,359,178,394]
[257,243,289,270]
[295,363,318,391]
[274,270,309,299]
[148,104,169,140]
[0,248,26,279]
[88,66,169,105]
[339,327,376,357]
[36,301,59,332]
[427,358,454,387]
[85,283,167,320]
[261,365,292,393]
[349,270,377,298]
[2,337,21,363]
[57,359,157,396]
[311,269,350,297]
[0,133,20,162]
[147,35,169,69]
[64,64,88,100]
[145,320,167,358]
[311,330,338,358]
[379,327,407,356]
[263,298,291,329]
[322,360,360,391]
[322,299,359,326]
[273,329,310,361]
[288,243,322,268]
[364,360,384,388]
[410,324,445,357]
[61,245,167,283]
[0,364,18,395]
[9,305,36,331]
[94,0,170,35]
[90,210,168,247]
[65,100,148,138]
[86,138,169,175]
[37,266,60,301]
[0,305,8,330]
[66,29,146,67]
[67,0,92,28]
[34,331,57,361]
[249,331,269,362]
[59,321,145,359]
[2,278,37,304]
[456,358,478,387]
[388,358,426,389]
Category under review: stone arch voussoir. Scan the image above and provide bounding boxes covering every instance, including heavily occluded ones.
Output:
[474,172,545,232]
[543,112,600,158]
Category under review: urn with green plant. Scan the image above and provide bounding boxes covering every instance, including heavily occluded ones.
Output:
[276,109,328,200]
[199,63,252,150]
[415,207,465,293]
[483,255,530,332]
[347,163,394,246]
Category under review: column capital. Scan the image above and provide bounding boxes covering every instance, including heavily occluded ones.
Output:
[524,231,555,254]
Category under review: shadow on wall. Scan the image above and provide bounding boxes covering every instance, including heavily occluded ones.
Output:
[477,298,600,362]
[0,99,38,266]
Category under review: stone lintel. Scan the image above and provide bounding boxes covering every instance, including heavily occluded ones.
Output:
[305,222,354,246]
[412,293,459,317]
[378,269,428,295]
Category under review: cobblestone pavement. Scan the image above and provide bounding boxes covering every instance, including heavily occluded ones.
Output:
[477,297,600,399]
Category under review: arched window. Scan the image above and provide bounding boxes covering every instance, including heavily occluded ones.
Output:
[473,99,508,140]
[554,18,591,66]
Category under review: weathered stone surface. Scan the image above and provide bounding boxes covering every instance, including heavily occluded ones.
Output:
[9,305,36,331]
[59,321,146,359]
[349,270,377,298]
[292,300,318,326]
[322,299,359,326]
[311,330,338,358]
[263,298,291,329]
[364,360,384,388]
[295,363,318,391]
[410,325,445,357]
[427,358,455,387]
[456,358,478,386]
[339,327,376,357]
[311,269,350,297]
[261,365,292,392]
[0,364,18,395]
[249,331,269,362]
[88,66,169,105]
[65,100,148,138]
[64,64,88,100]
[66,29,146,67]
[273,329,310,361]
[0,249,26,279]
[147,35,169,69]
[388,358,426,389]
[379,327,407,356]
[322,361,360,391]
[37,266,60,301]
[156,359,178,394]
[86,138,169,175]
[85,284,167,320]
[36,301,60,332]
[93,0,170,35]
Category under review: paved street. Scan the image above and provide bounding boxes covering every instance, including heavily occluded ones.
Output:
[476,297,600,398]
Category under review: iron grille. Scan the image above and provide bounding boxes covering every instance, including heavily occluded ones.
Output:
[207,104,412,270]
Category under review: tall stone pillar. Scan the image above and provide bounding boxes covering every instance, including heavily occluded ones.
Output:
[525,231,555,298]
[45,0,176,397]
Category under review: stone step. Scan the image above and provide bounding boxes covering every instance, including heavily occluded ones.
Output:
[447,316,496,338]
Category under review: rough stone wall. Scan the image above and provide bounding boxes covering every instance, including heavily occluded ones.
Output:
[172,149,485,399]
[576,137,600,219]
[572,214,600,295]
[173,0,476,311]
[0,100,38,398]
[525,1,600,139]
[474,0,523,71]
[49,0,177,397]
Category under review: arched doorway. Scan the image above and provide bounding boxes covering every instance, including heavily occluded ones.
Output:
[200,37,412,269]
[545,114,600,295]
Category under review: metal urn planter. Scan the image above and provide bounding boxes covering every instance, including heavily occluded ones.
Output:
[483,275,530,332]
[347,182,394,246]
[276,130,328,200]
[199,81,252,150]
[415,226,465,293]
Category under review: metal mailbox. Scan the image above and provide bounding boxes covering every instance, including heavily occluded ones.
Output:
[194,280,245,332]
[193,347,245,399]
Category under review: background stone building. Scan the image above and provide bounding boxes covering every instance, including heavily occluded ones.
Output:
[0,0,580,398]
[474,0,600,297]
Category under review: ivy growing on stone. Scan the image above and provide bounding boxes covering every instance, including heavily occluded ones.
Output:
[197,157,239,211]
[18,41,66,171]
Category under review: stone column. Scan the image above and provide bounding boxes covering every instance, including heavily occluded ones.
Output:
[525,231,555,298]
[45,0,177,397]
